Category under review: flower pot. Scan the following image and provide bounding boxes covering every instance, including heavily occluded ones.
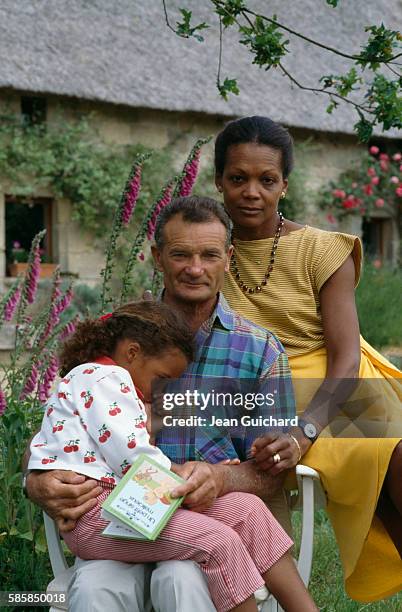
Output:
[8,262,58,278]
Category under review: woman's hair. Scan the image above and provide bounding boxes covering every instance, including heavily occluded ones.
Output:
[59,301,194,376]
[214,116,294,179]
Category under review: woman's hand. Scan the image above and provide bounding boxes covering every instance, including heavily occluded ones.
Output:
[250,432,303,474]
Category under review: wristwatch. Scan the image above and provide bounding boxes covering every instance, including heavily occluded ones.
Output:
[22,469,33,498]
[298,418,319,443]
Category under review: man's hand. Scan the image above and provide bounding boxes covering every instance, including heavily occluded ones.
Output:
[250,432,307,474]
[26,470,102,532]
[170,461,230,512]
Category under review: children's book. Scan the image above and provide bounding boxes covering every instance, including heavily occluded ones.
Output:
[101,454,185,541]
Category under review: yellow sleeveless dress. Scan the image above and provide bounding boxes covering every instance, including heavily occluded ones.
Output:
[223,226,402,602]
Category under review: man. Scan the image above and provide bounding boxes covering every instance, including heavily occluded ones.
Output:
[25,196,297,611]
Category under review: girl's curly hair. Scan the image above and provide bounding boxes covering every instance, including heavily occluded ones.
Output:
[59,301,194,377]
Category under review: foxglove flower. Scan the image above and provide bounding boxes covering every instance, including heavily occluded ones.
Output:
[20,364,39,399]
[3,285,22,321]
[179,148,201,197]
[121,164,143,226]
[0,388,6,416]
[38,356,59,402]
[26,243,41,304]
[147,183,174,241]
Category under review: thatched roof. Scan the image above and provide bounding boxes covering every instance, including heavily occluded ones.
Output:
[0,0,400,137]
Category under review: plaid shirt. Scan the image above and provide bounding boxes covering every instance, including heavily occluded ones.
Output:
[156,294,295,464]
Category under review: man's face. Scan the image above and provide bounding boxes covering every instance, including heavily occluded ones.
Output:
[152,215,232,305]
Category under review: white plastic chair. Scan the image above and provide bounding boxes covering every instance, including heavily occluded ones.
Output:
[44,464,323,612]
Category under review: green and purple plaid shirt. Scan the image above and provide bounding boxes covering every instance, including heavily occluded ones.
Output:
[156,294,295,463]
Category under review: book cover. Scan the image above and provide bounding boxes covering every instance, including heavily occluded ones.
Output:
[101,454,185,541]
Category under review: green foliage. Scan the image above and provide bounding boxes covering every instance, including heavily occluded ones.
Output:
[369,75,402,131]
[167,1,402,140]
[356,262,402,348]
[213,0,246,27]
[357,24,401,70]
[239,15,289,70]
[0,114,174,240]
[175,8,209,41]
[217,77,240,100]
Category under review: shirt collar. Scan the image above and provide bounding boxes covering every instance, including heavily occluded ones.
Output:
[201,293,235,333]
[159,290,234,332]
[94,356,144,401]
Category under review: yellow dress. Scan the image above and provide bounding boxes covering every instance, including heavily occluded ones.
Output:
[223,226,402,602]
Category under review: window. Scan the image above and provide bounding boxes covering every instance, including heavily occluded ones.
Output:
[21,96,47,126]
[5,197,53,274]
[362,217,393,263]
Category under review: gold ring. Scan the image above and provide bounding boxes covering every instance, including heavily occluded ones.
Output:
[273,453,281,464]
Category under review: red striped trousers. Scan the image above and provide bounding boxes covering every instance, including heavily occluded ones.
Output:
[63,484,292,612]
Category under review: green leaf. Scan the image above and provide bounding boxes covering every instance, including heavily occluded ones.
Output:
[239,15,289,70]
[357,24,401,70]
[176,8,209,41]
[326,0,339,6]
[354,116,373,142]
[217,77,240,100]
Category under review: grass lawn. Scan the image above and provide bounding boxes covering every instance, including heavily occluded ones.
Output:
[293,510,402,611]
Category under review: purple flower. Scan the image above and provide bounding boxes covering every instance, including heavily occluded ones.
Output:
[60,316,79,340]
[179,148,201,197]
[20,364,39,399]
[0,388,6,416]
[147,183,174,241]
[4,286,21,321]
[121,164,143,226]
[26,245,41,304]
[38,356,59,402]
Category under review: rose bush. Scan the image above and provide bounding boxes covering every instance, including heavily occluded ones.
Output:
[320,147,402,221]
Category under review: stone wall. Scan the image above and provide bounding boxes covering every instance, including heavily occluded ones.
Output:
[0,89,397,285]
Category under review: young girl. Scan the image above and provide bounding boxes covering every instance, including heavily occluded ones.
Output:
[29,301,317,612]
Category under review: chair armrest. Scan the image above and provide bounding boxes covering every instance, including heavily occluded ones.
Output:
[296,464,320,480]
[43,512,70,577]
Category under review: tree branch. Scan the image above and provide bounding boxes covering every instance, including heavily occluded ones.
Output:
[278,62,374,115]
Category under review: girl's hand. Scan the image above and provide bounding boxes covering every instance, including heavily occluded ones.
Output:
[250,433,302,474]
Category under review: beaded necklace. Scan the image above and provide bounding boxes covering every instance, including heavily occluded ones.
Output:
[230,212,284,294]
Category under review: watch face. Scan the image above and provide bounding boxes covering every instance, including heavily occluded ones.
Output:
[304,423,317,439]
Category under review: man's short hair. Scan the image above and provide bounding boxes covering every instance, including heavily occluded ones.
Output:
[154,196,233,250]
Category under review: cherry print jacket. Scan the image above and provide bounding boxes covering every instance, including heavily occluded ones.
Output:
[28,357,171,484]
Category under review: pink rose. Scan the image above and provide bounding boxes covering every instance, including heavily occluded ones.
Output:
[373,259,382,269]
[375,198,385,208]
[352,182,358,189]
[392,152,402,161]
[363,184,373,196]
[390,176,399,184]
[326,214,336,224]
[342,199,354,209]
[367,167,376,177]
[396,187,402,197]
[379,153,389,161]
[332,189,346,199]
[371,176,380,185]
[369,146,379,155]
[380,160,389,171]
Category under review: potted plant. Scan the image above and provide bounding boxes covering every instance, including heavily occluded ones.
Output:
[8,241,57,278]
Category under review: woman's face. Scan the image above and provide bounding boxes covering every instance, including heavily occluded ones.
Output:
[215,142,288,239]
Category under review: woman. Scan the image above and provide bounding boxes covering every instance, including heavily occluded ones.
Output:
[215,116,402,603]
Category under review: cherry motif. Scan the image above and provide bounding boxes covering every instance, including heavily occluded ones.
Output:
[108,402,121,416]
[120,383,130,394]
[98,425,110,443]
